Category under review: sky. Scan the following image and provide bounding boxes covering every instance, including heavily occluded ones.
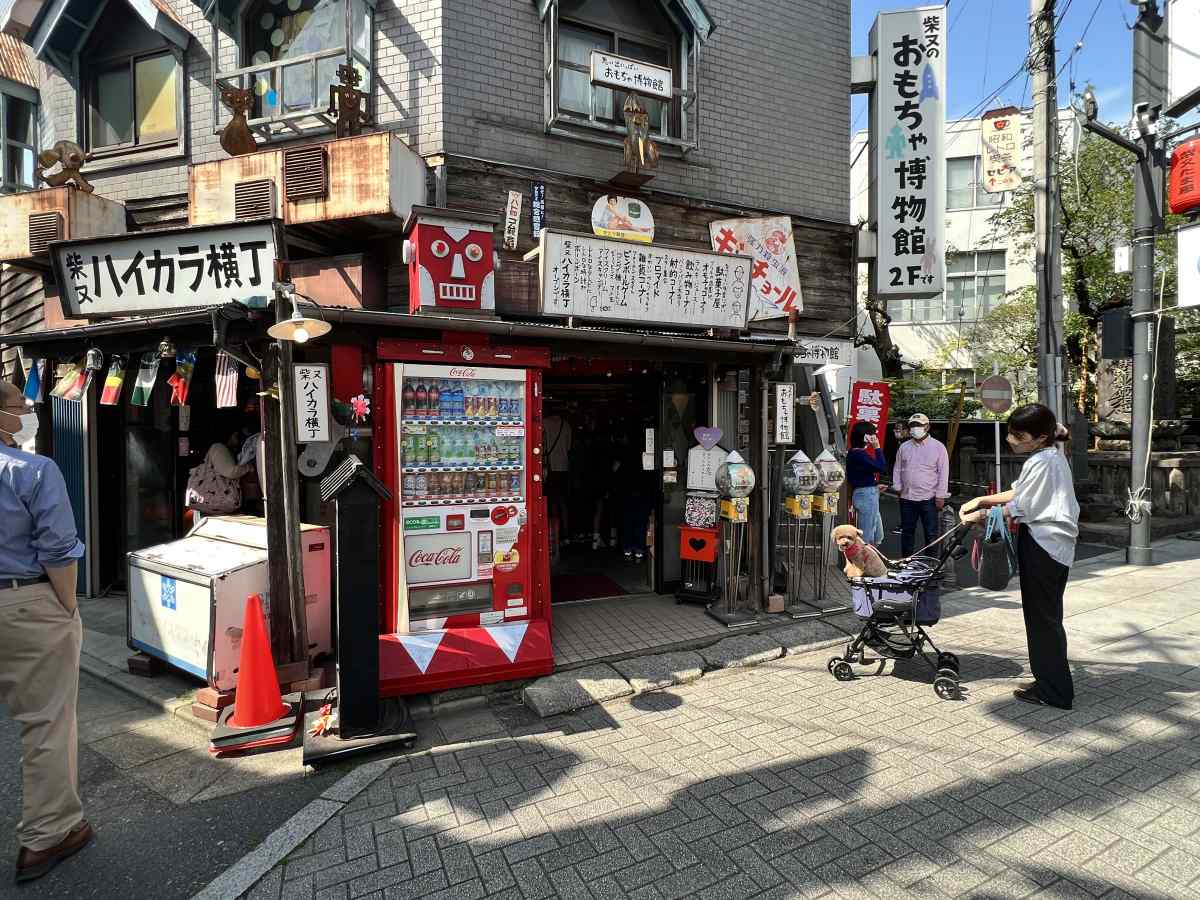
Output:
[849,0,1145,135]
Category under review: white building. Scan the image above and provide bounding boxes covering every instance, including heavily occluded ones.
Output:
[851,109,1078,380]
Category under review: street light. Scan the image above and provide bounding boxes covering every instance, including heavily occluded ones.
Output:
[266,284,331,343]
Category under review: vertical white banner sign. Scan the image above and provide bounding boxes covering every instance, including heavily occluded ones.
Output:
[774,383,795,444]
[873,6,946,297]
[294,363,330,443]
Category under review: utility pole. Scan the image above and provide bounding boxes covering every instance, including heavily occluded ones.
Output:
[1081,0,1166,566]
[1030,0,1064,424]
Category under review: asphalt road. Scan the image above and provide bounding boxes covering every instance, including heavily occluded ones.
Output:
[0,672,342,899]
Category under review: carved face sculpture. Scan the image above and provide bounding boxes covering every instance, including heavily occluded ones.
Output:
[408,219,496,313]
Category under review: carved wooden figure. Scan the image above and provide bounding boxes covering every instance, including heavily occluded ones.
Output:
[35,141,94,193]
[327,63,371,138]
[622,94,660,174]
[219,85,258,157]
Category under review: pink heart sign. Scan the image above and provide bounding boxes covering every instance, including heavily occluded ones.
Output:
[694,426,723,450]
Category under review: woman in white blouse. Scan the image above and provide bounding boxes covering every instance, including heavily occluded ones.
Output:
[959,404,1080,710]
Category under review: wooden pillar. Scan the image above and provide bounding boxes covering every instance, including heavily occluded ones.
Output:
[261,343,294,663]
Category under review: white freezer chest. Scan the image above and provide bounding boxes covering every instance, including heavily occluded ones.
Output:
[127,516,332,690]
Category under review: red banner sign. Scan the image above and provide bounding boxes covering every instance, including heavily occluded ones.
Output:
[847,381,891,451]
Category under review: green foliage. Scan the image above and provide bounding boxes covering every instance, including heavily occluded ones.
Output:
[887,370,982,421]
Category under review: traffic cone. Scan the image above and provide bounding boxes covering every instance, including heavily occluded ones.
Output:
[209,594,299,755]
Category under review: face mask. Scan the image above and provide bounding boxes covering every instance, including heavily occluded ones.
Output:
[910,426,927,440]
[1,411,38,445]
[1007,435,1042,454]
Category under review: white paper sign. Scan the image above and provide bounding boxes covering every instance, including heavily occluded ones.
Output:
[775,383,795,444]
[294,363,330,443]
[536,230,751,330]
[53,221,278,317]
[503,191,523,250]
[709,216,804,320]
[792,338,854,366]
[1178,222,1200,308]
[980,109,1023,193]
[590,50,673,101]
[873,7,946,297]
[663,449,676,467]
[1168,0,1200,115]
[687,444,727,492]
[641,452,655,471]
[645,428,655,454]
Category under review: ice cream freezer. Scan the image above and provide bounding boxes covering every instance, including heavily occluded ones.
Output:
[126,515,332,691]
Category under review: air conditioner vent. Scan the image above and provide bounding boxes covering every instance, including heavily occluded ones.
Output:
[234,179,276,220]
[283,145,328,201]
[28,212,64,255]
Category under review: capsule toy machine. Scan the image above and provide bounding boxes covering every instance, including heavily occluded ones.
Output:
[375,340,553,694]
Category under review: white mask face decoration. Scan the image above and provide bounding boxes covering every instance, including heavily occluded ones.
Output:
[1,410,38,445]
[910,426,927,440]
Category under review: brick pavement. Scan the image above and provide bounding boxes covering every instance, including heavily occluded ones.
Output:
[241,541,1200,900]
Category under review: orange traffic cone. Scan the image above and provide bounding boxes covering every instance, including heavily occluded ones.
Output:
[209,594,299,755]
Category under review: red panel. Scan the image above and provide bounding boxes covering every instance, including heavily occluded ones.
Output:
[378,621,554,697]
[679,526,718,563]
[375,363,399,634]
[1169,139,1200,215]
[330,344,363,403]
[377,338,551,369]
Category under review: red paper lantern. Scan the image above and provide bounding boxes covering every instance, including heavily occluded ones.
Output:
[1169,139,1200,215]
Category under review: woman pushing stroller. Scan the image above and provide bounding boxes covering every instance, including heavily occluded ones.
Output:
[959,403,1080,710]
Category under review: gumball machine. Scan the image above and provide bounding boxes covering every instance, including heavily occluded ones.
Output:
[781,450,823,615]
[710,451,758,627]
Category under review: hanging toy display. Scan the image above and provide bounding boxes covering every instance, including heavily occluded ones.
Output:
[716,450,755,522]
[813,448,846,513]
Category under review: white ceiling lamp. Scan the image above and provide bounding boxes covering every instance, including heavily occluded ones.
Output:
[267,289,331,344]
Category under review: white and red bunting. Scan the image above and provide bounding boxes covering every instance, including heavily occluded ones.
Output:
[380,621,552,687]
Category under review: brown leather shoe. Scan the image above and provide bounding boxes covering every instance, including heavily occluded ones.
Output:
[14,820,94,883]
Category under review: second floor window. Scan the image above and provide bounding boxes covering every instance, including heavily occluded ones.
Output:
[82,3,181,154]
[558,20,672,135]
[947,250,1006,320]
[2,93,36,192]
[947,157,1003,210]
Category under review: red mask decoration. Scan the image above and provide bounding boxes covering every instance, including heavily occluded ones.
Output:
[405,211,497,313]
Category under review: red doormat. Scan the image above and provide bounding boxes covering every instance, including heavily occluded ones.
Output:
[551,574,630,604]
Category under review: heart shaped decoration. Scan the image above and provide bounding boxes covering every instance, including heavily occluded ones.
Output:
[688,537,708,552]
[693,426,723,450]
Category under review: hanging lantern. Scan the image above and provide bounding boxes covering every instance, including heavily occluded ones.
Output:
[715,450,756,499]
[815,448,846,493]
[782,450,820,497]
[1169,139,1200,215]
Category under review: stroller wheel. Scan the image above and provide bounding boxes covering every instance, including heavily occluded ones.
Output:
[832,661,855,682]
[827,657,840,674]
[937,666,957,680]
[933,675,960,700]
[939,652,960,671]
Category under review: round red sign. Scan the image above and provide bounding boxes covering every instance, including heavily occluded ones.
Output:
[490,506,509,525]
[979,375,1014,414]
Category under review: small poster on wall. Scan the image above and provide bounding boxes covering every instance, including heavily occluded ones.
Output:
[591,195,655,243]
[709,215,804,321]
[294,363,330,443]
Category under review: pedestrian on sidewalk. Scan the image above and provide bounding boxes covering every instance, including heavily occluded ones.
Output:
[890,412,949,556]
[959,403,1079,710]
[0,382,94,882]
[846,421,887,546]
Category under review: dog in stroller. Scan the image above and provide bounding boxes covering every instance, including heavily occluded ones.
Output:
[826,521,973,700]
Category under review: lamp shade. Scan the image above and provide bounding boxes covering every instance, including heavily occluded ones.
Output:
[267,310,332,344]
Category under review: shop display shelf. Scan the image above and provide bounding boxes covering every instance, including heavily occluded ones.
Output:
[401,464,523,473]
[402,418,524,427]
[401,495,525,507]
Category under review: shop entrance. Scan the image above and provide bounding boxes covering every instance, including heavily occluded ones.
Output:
[543,359,708,604]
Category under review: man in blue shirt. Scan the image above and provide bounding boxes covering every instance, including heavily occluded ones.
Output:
[0,382,93,882]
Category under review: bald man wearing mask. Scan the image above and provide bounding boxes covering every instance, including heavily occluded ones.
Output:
[0,382,93,882]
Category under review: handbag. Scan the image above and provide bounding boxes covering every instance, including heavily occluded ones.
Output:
[185,455,242,515]
[973,505,1017,590]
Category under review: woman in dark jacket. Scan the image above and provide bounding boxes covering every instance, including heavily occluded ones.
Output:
[846,421,888,546]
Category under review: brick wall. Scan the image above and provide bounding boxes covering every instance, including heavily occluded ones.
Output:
[441,0,850,224]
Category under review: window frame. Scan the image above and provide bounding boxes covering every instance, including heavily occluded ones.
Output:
[82,45,184,157]
[1,89,38,194]
[209,0,376,142]
[946,155,1004,210]
[541,0,699,153]
[946,250,1006,321]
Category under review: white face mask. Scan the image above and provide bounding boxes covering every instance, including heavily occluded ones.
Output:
[910,426,927,440]
[1,410,38,445]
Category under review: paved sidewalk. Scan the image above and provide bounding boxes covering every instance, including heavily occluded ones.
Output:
[226,538,1200,900]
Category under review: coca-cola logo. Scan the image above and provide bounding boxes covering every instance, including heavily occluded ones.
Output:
[409,547,464,567]
[448,367,477,378]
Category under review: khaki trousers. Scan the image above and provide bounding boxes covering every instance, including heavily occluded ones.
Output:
[0,581,83,852]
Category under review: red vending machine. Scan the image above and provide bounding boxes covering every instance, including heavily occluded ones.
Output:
[375,340,553,695]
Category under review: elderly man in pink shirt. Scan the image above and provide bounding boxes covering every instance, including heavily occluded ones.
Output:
[891,413,950,556]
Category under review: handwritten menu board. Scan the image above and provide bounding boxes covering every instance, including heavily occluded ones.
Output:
[536,230,751,330]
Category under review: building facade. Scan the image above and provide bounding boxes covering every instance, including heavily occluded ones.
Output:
[851,108,1077,380]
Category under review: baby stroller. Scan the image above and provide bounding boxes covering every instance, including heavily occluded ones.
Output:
[826,522,972,700]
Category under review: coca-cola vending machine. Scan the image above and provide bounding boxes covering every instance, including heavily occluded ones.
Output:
[375,340,553,695]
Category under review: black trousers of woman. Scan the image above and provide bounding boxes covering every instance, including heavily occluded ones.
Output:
[1016,524,1074,708]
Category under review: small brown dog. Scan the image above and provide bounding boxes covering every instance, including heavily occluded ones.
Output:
[832,524,888,578]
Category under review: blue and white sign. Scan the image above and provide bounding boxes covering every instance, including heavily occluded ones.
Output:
[872,6,946,298]
[1178,222,1200,308]
[161,576,177,610]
